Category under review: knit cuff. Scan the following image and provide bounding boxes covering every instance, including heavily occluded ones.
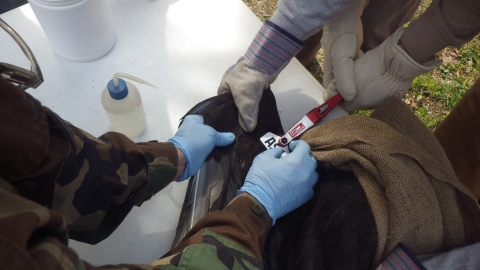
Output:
[245,20,304,76]
[379,243,426,270]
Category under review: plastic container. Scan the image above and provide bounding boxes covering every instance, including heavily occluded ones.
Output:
[27,0,117,61]
[101,73,157,138]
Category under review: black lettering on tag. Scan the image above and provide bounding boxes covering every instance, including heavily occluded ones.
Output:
[264,137,277,148]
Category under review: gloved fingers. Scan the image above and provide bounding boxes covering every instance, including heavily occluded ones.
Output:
[217,85,230,95]
[213,132,236,146]
[261,146,285,159]
[288,140,311,156]
[180,114,234,147]
[238,109,259,132]
[322,63,334,90]
[304,188,314,203]
[219,59,269,132]
[183,115,204,125]
[342,98,365,112]
[288,140,299,150]
[287,139,311,151]
[332,58,356,101]
[330,35,358,101]
[233,85,264,132]
[288,141,317,171]
[308,171,319,189]
[182,115,234,146]
[323,79,340,102]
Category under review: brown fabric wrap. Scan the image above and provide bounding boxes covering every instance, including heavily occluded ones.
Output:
[434,78,480,201]
[301,97,480,266]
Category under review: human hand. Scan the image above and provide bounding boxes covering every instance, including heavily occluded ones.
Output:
[322,0,367,102]
[340,27,442,111]
[218,59,270,132]
[218,21,303,132]
[168,115,235,181]
[237,140,318,225]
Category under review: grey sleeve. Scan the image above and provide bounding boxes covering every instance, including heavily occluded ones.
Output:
[418,242,480,270]
[270,0,356,40]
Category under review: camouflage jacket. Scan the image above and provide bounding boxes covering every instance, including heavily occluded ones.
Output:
[0,78,271,269]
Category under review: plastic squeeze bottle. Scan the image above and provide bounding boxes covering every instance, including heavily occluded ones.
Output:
[101,73,157,138]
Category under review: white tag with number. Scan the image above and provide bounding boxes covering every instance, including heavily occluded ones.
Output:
[260,132,290,156]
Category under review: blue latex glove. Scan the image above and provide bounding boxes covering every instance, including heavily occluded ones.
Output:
[237,140,318,225]
[168,115,235,181]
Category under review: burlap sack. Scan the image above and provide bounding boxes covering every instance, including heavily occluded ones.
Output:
[301,97,480,266]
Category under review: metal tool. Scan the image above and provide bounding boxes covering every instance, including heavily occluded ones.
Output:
[277,93,344,147]
[0,18,43,90]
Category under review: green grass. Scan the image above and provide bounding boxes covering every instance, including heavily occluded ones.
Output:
[244,0,480,131]
[407,35,480,129]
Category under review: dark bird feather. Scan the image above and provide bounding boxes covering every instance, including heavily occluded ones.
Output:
[171,88,283,248]
[172,89,378,270]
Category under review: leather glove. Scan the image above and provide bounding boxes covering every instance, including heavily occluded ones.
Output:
[168,115,235,181]
[341,27,442,111]
[218,20,303,132]
[237,140,318,225]
[322,0,367,102]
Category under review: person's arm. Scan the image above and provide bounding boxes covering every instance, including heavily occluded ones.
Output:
[0,77,233,244]
[0,178,163,270]
[158,193,271,267]
[333,0,480,112]
[218,0,356,132]
[0,175,264,270]
[154,140,319,269]
[400,0,480,65]
[53,121,181,244]
[0,131,314,270]
[270,0,356,40]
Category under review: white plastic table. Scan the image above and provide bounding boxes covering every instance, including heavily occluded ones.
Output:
[0,0,346,266]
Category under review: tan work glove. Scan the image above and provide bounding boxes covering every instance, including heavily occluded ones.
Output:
[218,21,303,132]
[322,0,367,102]
[340,27,442,111]
[218,59,271,131]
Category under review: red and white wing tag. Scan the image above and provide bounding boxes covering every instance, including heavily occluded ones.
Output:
[277,93,344,147]
[260,132,290,156]
[277,114,314,146]
[259,94,344,156]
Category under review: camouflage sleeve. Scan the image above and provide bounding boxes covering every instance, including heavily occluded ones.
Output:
[0,178,163,270]
[150,194,272,269]
[0,179,265,269]
[54,121,179,244]
[0,77,180,244]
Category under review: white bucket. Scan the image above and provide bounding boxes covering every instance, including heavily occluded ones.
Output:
[27,0,117,61]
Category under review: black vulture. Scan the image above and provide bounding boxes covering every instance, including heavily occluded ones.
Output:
[172,89,378,269]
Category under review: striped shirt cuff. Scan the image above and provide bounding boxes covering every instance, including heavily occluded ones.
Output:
[245,20,304,75]
[379,243,426,270]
